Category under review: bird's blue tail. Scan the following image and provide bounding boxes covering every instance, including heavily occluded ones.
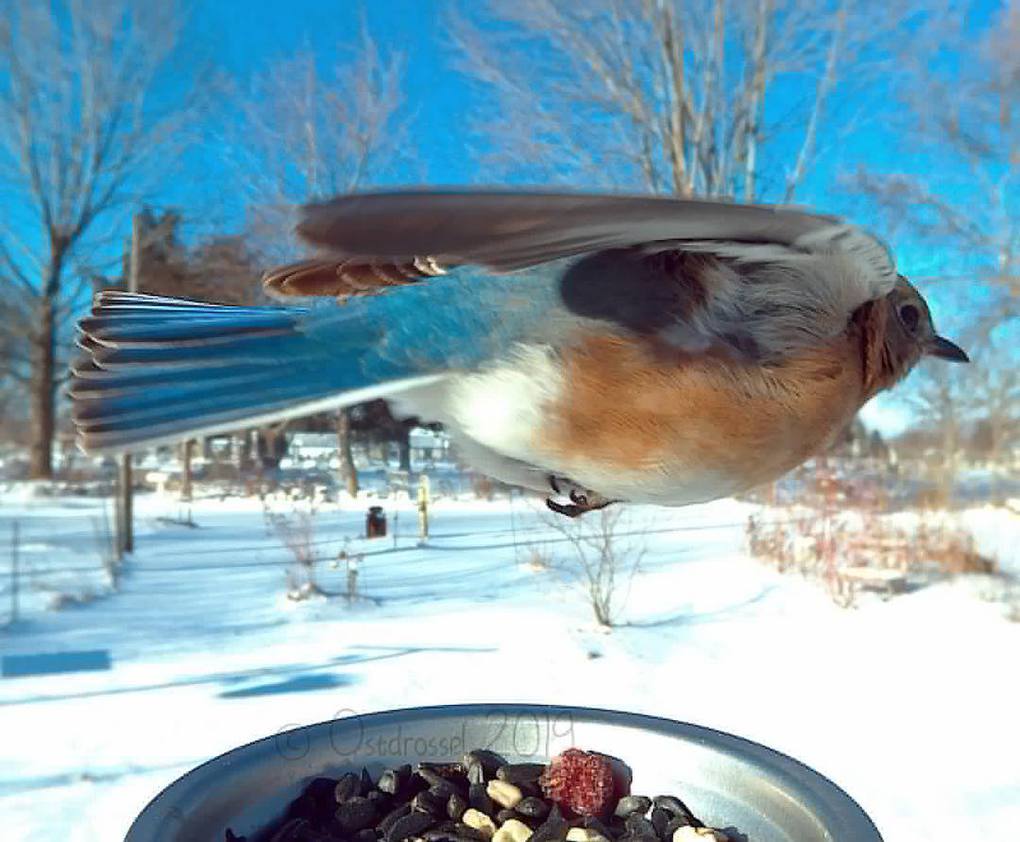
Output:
[69,291,433,453]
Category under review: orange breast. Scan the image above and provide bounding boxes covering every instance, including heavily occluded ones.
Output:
[538,332,866,495]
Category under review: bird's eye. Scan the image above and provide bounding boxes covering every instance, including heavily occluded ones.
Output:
[898,303,921,333]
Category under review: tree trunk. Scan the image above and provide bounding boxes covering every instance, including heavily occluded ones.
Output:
[29,254,61,479]
[181,439,194,501]
[335,409,359,498]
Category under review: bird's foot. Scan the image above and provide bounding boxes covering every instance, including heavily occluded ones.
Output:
[546,475,615,518]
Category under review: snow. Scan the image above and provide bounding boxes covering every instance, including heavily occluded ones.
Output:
[1,486,1019,842]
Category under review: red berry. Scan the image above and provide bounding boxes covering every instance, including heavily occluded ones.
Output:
[539,749,617,817]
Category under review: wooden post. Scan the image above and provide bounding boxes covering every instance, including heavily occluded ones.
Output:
[116,214,142,558]
[417,474,430,543]
[181,439,194,502]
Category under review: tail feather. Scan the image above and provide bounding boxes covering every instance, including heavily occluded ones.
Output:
[70,292,439,454]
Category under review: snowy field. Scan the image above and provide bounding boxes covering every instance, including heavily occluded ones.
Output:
[1,485,1019,842]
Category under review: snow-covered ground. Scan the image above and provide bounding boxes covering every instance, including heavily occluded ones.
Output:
[1,486,1018,842]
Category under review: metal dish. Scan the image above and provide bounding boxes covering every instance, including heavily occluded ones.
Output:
[125,704,882,842]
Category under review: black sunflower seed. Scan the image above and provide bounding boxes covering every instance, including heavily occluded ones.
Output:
[413,789,449,817]
[497,809,518,824]
[529,807,569,842]
[335,797,378,833]
[447,793,468,821]
[651,796,698,826]
[462,750,506,780]
[653,807,674,841]
[496,764,546,785]
[387,811,436,842]
[665,817,696,837]
[419,768,466,798]
[615,797,651,819]
[466,762,486,786]
[625,815,655,835]
[515,797,550,820]
[334,772,361,804]
[379,804,412,835]
[582,817,614,838]
[468,783,495,815]
[379,765,413,795]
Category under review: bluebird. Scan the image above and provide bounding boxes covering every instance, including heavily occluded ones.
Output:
[71,191,968,516]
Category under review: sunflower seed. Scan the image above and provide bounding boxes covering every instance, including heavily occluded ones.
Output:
[413,789,450,817]
[615,797,651,819]
[529,808,569,842]
[388,810,436,842]
[514,798,550,820]
[469,783,496,815]
[448,793,469,821]
[650,809,670,841]
[380,804,413,835]
[335,796,378,832]
[496,764,546,785]
[463,750,507,780]
[651,797,698,826]
[334,772,362,803]
[379,766,413,795]
[624,815,656,838]
[581,818,613,839]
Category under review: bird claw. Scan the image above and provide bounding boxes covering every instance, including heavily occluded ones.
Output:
[546,475,615,518]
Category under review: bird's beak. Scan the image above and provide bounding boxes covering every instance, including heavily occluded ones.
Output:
[927,335,970,363]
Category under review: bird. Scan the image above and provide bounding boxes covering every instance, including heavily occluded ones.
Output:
[69,190,969,517]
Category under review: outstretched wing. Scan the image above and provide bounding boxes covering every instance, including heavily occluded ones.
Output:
[288,189,897,291]
[269,189,898,362]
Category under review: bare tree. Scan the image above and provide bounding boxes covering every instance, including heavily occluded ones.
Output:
[904,362,971,503]
[547,507,644,627]
[0,0,205,477]
[451,0,909,201]
[227,27,410,498]
[848,1,1019,331]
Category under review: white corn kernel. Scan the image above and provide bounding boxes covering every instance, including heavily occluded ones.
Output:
[672,827,728,842]
[463,809,498,839]
[493,818,533,842]
[566,830,611,842]
[487,779,524,809]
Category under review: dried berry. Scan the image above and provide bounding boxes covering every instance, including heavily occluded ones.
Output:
[539,750,616,817]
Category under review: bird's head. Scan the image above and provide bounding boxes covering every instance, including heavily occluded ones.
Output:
[864,276,968,395]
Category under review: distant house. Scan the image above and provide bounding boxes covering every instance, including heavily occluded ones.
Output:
[287,428,454,471]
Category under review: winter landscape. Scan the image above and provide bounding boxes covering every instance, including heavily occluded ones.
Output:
[2,459,1019,840]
